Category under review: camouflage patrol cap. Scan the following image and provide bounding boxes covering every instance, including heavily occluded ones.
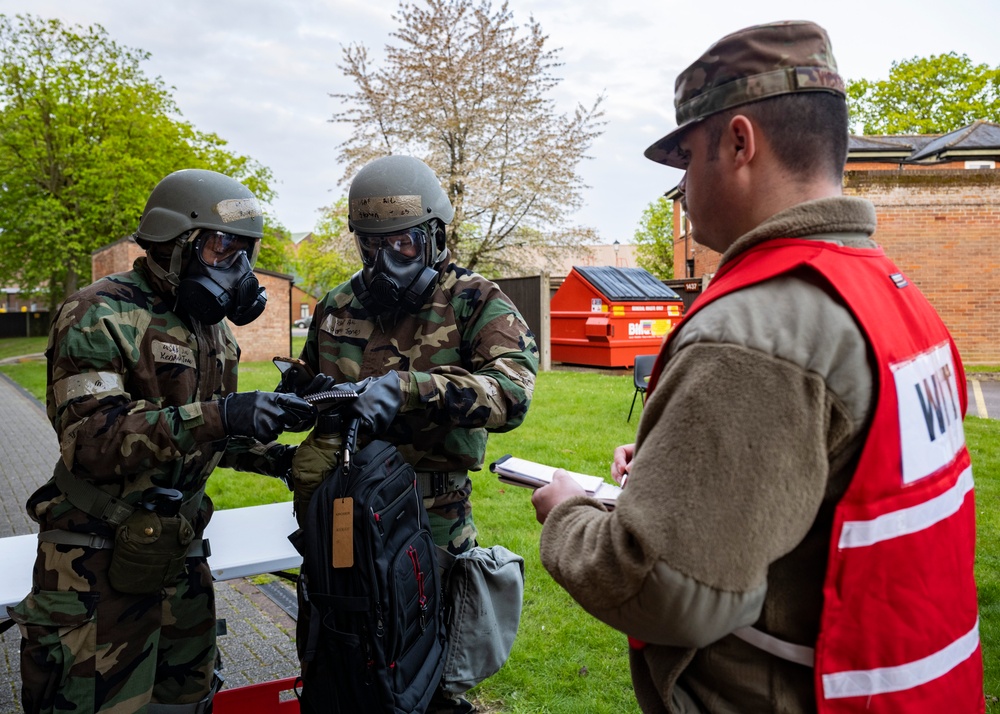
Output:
[644,20,845,168]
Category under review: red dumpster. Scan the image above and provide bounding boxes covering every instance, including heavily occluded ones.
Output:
[551,266,684,368]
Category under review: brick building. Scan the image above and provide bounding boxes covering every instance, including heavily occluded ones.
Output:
[668,120,1000,364]
[92,237,295,362]
[292,284,319,325]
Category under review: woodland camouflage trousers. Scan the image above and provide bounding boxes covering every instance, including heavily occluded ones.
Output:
[425,478,477,556]
[8,541,217,714]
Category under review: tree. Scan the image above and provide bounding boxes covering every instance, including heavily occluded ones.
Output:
[847,52,1000,135]
[0,14,279,311]
[255,225,295,275]
[633,197,673,280]
[294,198,361,297]
[331,0,605,274]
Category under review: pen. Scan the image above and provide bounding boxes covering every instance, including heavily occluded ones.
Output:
[620,467,629,488]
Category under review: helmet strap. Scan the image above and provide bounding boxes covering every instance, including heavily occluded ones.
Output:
[146,231,196,287]
[429,220,449,268]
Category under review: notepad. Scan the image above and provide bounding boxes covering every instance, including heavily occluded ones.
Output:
[489,455,621,508]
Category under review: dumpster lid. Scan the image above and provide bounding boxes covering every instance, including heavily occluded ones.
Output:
[573,266,681,302]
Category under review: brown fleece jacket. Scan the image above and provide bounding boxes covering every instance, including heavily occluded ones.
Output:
[539,197,879,713]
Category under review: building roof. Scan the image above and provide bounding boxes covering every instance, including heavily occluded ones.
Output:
[908,120,1000,161]
[848,134,933,153]
[848,120,1000,164]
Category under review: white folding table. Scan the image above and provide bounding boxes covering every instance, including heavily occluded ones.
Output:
[0,501,302,610]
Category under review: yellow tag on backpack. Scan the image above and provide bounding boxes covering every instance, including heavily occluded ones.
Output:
[333,497,353,568]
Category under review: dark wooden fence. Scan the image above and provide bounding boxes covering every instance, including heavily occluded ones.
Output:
[0,311,50,339]
[494,274,551,371]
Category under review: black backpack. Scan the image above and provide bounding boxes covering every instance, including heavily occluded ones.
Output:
[294,434,446,714]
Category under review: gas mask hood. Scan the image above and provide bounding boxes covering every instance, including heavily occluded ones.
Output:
[351,223,440,315]
[177,237,267,325]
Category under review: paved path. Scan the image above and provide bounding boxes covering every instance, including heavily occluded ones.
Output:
[0,371,300,711]
[968,377,1000,420]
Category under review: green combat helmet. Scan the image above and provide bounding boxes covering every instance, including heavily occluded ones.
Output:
[348,156,455,314]
[348,155,454,236]
[135,169,268,325]
[136,168,263,244]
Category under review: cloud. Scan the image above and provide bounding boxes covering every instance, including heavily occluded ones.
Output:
[6,0,1000,241]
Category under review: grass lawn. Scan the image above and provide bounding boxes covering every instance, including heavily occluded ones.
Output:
[0,335,47,361]
[2,335,999,711]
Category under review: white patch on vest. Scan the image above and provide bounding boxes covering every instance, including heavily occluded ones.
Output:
[892,341,965,485]
[215,197,262,223]
[153,340,196,368]
[822,617,980,699]
[839,466,973,549]
[350,195,422,221]
[325,317,372,340]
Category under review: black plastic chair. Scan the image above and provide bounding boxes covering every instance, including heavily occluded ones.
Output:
[628,354,658,422]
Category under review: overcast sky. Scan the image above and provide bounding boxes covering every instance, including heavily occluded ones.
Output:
[6,0,1000,242]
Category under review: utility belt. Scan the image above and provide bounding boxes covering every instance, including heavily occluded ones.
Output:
[415,470,469,499]
[37,530,210,558]
[51,461,209,595]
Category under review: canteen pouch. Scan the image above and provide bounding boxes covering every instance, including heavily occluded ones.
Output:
[108,509,195,595]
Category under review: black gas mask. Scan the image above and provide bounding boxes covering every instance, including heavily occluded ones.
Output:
[351,222,440,315]
[177,230,267,325]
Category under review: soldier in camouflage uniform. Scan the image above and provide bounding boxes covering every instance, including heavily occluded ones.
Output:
[8,169,314,714]
[283,155,537,713]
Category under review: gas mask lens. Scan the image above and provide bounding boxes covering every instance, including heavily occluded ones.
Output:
[196,230,259,269]
[356,225,427,265]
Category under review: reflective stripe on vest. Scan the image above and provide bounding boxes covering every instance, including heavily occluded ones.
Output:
[838,465,973,549]
[822,617,980,700]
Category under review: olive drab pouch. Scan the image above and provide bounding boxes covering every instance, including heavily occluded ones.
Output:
[436,545,525,694]
[291,429,342,528]
[108,509,195,595]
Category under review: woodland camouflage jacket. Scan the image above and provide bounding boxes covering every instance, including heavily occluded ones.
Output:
[301,263,538,473]
[32,257,274,534]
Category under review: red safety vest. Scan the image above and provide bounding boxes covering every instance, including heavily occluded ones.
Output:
[646,239,983,713]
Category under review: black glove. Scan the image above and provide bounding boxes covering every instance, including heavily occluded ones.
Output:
[341,371,403,438]
[275,364,318,396]
[220,391,316,443]
[301,373,338,397]
[266,443,296,490]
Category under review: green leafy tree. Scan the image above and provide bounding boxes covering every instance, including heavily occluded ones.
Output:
[294,198,361,297]
[633,197,674,280]
[255,225,295,275]
[332,0,605,274]
[847,52,1000,134]
[0,14,279,311]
